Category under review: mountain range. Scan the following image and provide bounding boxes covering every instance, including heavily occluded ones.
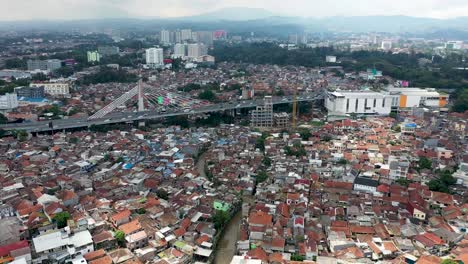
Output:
[1,7,468,38]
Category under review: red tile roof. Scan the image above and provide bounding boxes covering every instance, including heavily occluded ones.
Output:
[0,240,29,257]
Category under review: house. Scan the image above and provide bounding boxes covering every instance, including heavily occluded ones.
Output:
[59,190,79,207]
[125,231,148,250]
[111,210,131,227]
[0,240,31,263]
[353,177,379,193]
[407,202,427,221]
[93,230,117,251]
[119,220,142,236]
[413,232,448,256]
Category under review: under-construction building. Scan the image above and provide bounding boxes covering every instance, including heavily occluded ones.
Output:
[251,96,273,128]
[274,112,290,128]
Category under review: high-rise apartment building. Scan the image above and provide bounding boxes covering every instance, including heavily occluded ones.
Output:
[197,31,214,46]
[0,93,18,111]
[173,44,186,58]
[160,30,171,44]
[145,48,164,68]
[181,29,192,42]
[187,43,207,58]
[175,31,182,43]
[87,51,100,62]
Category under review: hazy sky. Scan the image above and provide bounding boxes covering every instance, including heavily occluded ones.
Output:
[2,0,468,21]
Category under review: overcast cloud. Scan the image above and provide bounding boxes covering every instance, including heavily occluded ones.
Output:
[1,0,468,21]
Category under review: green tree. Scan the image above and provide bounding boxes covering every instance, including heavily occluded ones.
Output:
[68,137,79,144]
[291,254,305,261]
[428,170,457,194]
[17,130,28,142]
[53,211,71,228]
[256,171,269,184]
[137,208,146,214]
[0,113,7,124]
[298,129,312,141]
[337,159,347,165]
[114,230,126,246]
[156,189,169,200]
[4,58,26,69]
[452,88,468,113]
[393,125,401,132]
[212,210,230,230]
[396,178,410,187]
[262,156,272,167]
[441,259,459,264]
[418,157,432,171]
[198,90,217,102]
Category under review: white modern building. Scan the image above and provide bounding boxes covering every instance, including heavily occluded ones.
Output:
[381,40,393,50]
[353,177,379,194]
[387,87,449,108]
[173,43,186,58]
[325,91,394,116]
[145,48,164,68]
[180,29,192,41]
[0,93,19,111]
[86,51,100,63]
[31,82,70,96]
[187,43,207,59]
[32,230,93,263]
[326,56,337,63]
[160,30,171,44]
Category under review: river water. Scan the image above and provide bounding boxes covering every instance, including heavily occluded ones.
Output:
[196,152,242,264]
[213,211,242,264]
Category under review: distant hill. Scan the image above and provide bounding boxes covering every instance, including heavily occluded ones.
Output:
[1,11,468,39]
[177,7,276,21]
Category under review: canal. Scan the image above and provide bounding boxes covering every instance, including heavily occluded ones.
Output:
[213,211,242,264]
[196,151,243,263]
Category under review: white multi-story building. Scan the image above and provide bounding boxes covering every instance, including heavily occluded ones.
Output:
[173,44,186,58]
[326,56,337,63]
[325,91,394,116]
[387,87,449,108]
[160,30,171,44]
[381,40,392,50]
[31,82,70,96]
[187,43,207,59]
[181,29,192,41]
[145,48,164,68]
[0,93,19,111]
[32,230,94,263]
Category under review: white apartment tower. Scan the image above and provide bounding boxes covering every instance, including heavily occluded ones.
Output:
[160,30,171,44]
[187,43,207,58]
[173,44,186,58]
[145,48,164,68]
[181,29,192,41]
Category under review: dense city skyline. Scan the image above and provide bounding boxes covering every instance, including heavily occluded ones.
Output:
[2,0,468,21]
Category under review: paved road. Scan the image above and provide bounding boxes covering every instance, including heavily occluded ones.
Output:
[0,93,323,132]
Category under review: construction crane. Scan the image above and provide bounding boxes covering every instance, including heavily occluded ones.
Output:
[292,87,298,129]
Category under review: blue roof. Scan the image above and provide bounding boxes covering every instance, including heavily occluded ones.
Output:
[122,163,134,169]
[405,123,417,128]
[18,97,48,103]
